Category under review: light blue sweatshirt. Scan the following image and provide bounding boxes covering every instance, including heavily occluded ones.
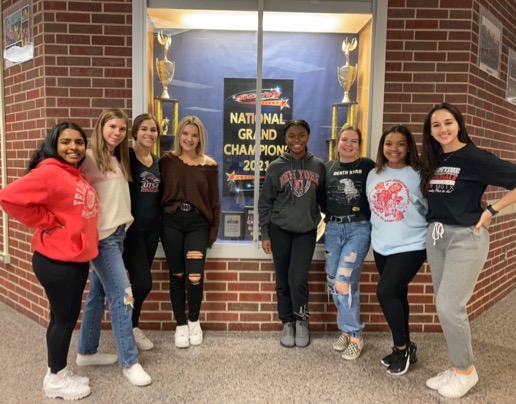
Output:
[366,166,428,255]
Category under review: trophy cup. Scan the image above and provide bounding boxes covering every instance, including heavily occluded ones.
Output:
[155,31,175,99]
[337,38,358,103]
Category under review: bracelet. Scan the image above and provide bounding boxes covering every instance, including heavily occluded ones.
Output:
[487,205,498,216]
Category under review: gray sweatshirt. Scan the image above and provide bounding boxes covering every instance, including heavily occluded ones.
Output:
[258,151,326,241]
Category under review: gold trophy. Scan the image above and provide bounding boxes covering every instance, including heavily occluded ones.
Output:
[337,38,358,103]
[155,31,175,99]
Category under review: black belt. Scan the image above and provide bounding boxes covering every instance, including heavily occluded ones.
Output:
[327,215,366,223]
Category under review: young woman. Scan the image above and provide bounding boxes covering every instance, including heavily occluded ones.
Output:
[366,125,428,376]
[420,103,516,398]
[160,115,220,349]
[0,123,98,400]
[324,124,375,360]
[122,114,162,351]
[258,119,326,348]
[77,109,152,387]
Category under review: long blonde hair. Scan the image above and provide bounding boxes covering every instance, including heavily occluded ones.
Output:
[89,108,131,180]
[172,115,207,157]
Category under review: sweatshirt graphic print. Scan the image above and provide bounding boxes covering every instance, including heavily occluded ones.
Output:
[139,171,160,193]
[369,179,410,223]
[279,169,321,197]
[74,178,98,219]
[428,166,460,194]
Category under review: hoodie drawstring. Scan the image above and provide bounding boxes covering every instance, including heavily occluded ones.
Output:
[432,222,444,245]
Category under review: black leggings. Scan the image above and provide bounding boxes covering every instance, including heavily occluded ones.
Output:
[374,249,426,347]
[161,210,210,326]
[122,228,160,328]
[269,224,317,323]
[32,252,89,373]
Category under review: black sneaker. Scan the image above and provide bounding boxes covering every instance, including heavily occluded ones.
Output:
[381,347,396,367]
[408,341,418,365]
[381,342,417,367]
[386,347,410,376]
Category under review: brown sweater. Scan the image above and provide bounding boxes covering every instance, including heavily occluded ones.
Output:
[160,153,221,246]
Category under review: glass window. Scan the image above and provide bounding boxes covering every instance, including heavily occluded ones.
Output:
[141,0,382,258]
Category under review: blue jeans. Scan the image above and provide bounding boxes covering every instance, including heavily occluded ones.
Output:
[78,225,138,368]
[324,220,371,337]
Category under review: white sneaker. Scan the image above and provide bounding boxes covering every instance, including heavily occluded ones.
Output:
[426,369,454,390]
[188,320,203,346]
[44,367,89,387]
[122,363,152,387]
[438,368,479,399]
[76,352,118,367]
[175,325,190,348]
[44,368,91,400]
[133,327,154,351]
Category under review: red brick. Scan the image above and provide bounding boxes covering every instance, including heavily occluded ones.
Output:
[2,0,514,335]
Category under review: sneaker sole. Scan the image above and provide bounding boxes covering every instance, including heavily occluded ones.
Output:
[45,389,91,401]
[175,342,189,348]
[295,339,310,348]
[386,358,410,376]
[382,356,417,368]
[136,343,154,351]
[438,380,478,399]
[381,358,390,367]
[123,374,152,387]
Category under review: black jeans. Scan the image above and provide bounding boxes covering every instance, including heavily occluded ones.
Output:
[161,210,210,325]
[32,251,89,373]
[123,228,160,328]
[374,249,427,347]
[269,224,317,323]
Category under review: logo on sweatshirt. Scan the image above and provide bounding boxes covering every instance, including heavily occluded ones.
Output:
[279,169,320,198]
[73,179,98,219]
[428,166,460,194]
[369,179,409,222]
[140,171,160,193]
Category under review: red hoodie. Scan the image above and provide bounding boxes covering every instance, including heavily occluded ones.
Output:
[0,158,99,262]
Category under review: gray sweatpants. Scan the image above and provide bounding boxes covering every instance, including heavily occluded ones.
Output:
[426,222,490,370]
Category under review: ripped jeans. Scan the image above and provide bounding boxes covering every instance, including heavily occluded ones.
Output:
[78,225,138,368]
[324,220,371,337]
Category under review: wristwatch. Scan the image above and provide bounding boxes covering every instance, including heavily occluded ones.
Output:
[486,205,499,216]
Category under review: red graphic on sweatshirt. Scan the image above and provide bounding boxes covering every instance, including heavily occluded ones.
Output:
[73,178,98,220]
[369,180,409,222]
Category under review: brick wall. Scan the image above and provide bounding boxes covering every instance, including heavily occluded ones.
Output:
[0,0,132,327]
[0,0,514,333]
[382,0,516,324]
